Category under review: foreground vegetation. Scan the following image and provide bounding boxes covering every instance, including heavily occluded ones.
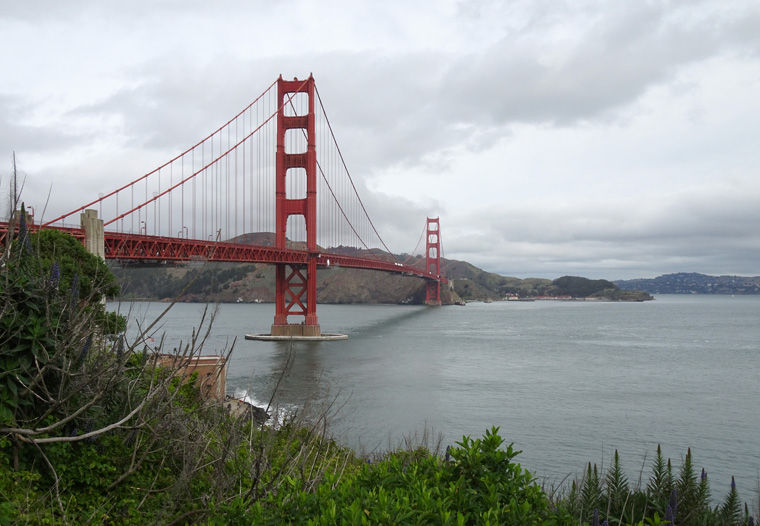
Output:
[1,209,756,524]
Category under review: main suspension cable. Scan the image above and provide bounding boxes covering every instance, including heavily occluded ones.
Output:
[43,79,279,227]
[314,83,399,262]
[402,220,427,264]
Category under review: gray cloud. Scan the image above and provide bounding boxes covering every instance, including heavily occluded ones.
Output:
[0,96,84,154]
[17,1,760,175]
[447,177,760,279]
[3,0,760,280]
[443,1,759,127]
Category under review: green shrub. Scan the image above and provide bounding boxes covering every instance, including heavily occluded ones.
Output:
[209,426,555,526]
[555,445,757,526]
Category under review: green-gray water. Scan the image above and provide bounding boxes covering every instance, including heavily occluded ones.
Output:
[113,295,760,497]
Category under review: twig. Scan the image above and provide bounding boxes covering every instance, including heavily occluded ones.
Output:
[33,440,66,523]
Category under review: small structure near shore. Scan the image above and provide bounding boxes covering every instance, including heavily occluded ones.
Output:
[153,354,228,401]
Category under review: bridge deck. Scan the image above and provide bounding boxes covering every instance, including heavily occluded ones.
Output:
[0,222,442,282]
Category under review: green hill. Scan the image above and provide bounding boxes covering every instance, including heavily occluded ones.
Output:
[113,256,651,304]
[112,231,652,303]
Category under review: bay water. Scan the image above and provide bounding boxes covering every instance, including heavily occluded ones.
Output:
[112,295,760,500]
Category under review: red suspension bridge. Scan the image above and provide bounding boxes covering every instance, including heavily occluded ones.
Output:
[2,75,446,338]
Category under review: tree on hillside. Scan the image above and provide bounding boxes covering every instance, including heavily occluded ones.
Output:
[552,275,618,297]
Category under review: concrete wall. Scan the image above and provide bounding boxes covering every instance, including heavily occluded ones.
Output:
[154,354,228,401]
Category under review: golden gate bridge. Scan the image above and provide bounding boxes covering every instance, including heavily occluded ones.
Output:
[1,75,446,339]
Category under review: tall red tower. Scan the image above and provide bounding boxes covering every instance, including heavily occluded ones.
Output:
[271,75,321,337]
[425,217,442,306]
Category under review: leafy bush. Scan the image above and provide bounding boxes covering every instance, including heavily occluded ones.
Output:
[1,208,125,427]
[208,426,555,525]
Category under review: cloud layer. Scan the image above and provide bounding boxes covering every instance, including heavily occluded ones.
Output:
[2,0,759,279]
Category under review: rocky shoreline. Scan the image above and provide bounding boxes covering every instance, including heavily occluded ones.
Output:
[224,395,270,425]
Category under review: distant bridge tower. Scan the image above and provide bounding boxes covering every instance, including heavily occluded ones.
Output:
[271,75,321,337]
[425,217,442,306]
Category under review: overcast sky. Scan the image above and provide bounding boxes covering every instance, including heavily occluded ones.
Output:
[2,0,759,279]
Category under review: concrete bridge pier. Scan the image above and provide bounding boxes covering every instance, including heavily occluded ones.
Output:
[81,209,105,259]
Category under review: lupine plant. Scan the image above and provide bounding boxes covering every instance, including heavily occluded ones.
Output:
[556,445,756,526]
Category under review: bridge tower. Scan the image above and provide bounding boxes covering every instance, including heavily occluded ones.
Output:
[425,217,442,306]
[271,75,321,337]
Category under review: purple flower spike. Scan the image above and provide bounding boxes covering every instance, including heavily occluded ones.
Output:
[701,468,707,481]
[669,488,678,517]
[69,273,79,307]
[592,509,599,526]
[78,336,92,363]
[19,212,32,254]
[19,207,27,233]
[444,445,451,462]
[747,516,754,526]
[50,261,60,290]
[731,476,736,490]
[665,504,674,524]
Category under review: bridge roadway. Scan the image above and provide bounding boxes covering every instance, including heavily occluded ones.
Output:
[0,222,441,282]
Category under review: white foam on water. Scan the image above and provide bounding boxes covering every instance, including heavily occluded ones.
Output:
[233,388,297,428]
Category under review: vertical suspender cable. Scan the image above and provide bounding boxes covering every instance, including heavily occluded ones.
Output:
[192,149,196,239]
[227,122,231,239]
[210,137,214,239]
[170,163,174,237]
[239,115,243,239]
[181,157,185,237]
[202,145,206,240]
[219,132,223,237]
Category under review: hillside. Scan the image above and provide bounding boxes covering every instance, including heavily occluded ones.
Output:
[615,272,760,294]
[114,260,462,305]
[444,260,553,301]
[113,255,650,304]
[111,231,657,303]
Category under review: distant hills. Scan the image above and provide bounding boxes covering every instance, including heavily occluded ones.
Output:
[112,246,648,304]
[444,264,651,302]
[125,231,760,303]
[114,260,460,305]
[113,263,758,304]
[114,232,756,302]
[615,273,760,295]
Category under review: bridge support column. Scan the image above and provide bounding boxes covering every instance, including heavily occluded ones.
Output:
[425,217,442,306]
[81,209,105,260]
[271,260,321,337]
[269,74,324,338]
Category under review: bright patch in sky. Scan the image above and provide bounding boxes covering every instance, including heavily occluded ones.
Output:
[2,0,759,279]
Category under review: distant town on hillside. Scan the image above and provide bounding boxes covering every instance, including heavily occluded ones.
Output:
[615,272,760,295]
